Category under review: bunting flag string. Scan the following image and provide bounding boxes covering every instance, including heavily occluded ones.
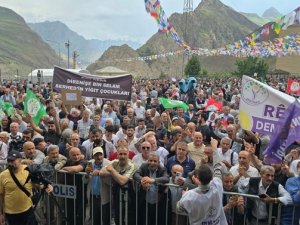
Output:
[96,32,300,63]
[94,4,300,64]
[144,0,191,51]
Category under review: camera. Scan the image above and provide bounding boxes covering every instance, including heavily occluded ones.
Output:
[9,135,25,152]
[25,163,55,186]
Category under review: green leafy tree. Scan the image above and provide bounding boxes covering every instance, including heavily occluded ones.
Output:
[159,72,167,79]
[184,55,201,77]
[233,57,269,79]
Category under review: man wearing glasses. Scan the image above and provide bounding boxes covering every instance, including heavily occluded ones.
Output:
[132,141,152,167]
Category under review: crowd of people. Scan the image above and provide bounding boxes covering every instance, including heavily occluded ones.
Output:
[0,76,299,225]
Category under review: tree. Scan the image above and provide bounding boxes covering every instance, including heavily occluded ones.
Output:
[184,55,201,77]
[233,57,269,79]
[159,72,167,79]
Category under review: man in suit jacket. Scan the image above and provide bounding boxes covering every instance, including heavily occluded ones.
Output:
[133,152,169,225]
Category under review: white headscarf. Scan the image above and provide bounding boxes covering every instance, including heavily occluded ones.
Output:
[290,159,300,177]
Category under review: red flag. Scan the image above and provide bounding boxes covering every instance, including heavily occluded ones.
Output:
[205,98,223,112]
[287,78,300,94]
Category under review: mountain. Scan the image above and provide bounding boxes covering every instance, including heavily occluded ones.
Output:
[241,7,282,27]
[88,0,259,77]
[28,21,141,68]
[87,44,152,77]
[262,7,282,19]
[240,12,269,26]
[0,7,58,79]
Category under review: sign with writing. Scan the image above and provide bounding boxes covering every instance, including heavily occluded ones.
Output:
[52,184,76,199]
[239,75,295,135]
[264,100,300,163]
[52,66,132,100]
[61,89,82,106]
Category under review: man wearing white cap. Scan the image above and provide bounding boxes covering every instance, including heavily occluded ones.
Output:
[85,147,111,225]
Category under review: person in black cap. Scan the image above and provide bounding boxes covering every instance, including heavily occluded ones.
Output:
[0,150,53,225]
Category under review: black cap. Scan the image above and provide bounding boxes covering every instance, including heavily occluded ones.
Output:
[7,150,22,161]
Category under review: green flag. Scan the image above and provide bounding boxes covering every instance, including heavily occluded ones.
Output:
[159,97,189,110]
[23,89,47,125]
[0,99,14,116]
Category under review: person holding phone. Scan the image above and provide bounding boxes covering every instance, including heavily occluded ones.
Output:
[239,165,292,225]
[84,147,111,225]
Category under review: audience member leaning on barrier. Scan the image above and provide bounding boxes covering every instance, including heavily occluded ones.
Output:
[99,146,137,225]
[61,147,87,225]
[169,164,189,225]
[43,145,67,171]
[84,147,111,225]
[281,159,300,225]
[239,165,292,225]
[222,172,244,225]
[177,137,227,225]
[0,150,53,225]
[133,152,169,225]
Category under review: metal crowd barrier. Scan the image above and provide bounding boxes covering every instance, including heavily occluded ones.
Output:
[36,171,299,225]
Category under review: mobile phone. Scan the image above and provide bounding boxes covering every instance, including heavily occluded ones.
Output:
[87,162,92,168]
[176,172,182,177]
[259,194,268,198]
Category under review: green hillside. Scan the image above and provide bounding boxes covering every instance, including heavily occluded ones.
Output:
[0,7,58,79]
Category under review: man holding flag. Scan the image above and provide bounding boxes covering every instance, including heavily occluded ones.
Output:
[24,89,61,145]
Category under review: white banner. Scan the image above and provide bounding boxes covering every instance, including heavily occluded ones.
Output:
[239,75,295,135]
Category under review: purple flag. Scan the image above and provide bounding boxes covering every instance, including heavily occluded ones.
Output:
[263,100,300,163]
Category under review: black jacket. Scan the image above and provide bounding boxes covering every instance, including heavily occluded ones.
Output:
[133,163,169,203]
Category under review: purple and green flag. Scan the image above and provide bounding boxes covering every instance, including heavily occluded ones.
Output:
[264,100,300,163]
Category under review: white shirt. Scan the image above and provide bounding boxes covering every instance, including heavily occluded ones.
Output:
[133,105,145,119]
[0,142,8,170]
[103,134,119,147]
[82,139,94,160]
[177,177,227,225]
[216,148,238,166]
[116,129,126,140]
[132,153,148,168]
[155,146,169,166]
[239,178,292,219]
[135,126,146,139]
[125,136,139,154]
[229,164,260,188]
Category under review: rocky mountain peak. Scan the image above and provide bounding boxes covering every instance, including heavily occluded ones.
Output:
[262,7,282,18]
[197,0,225,10]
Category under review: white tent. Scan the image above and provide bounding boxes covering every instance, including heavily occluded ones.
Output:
[28,68,90,83]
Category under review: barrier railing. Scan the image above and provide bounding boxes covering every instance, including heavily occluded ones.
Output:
[36,170,299,225]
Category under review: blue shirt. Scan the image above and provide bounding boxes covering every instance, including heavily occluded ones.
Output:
[281,176,300,225]
[166,155,195,178]
[92,163,102,196]
[146,169,158,204]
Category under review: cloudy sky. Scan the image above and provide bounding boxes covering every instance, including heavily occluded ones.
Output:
[0,0,299,43]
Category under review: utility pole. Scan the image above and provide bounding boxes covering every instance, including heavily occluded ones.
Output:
[182,0,193,76]
[65,40,70,69]
[72,51,79,69]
